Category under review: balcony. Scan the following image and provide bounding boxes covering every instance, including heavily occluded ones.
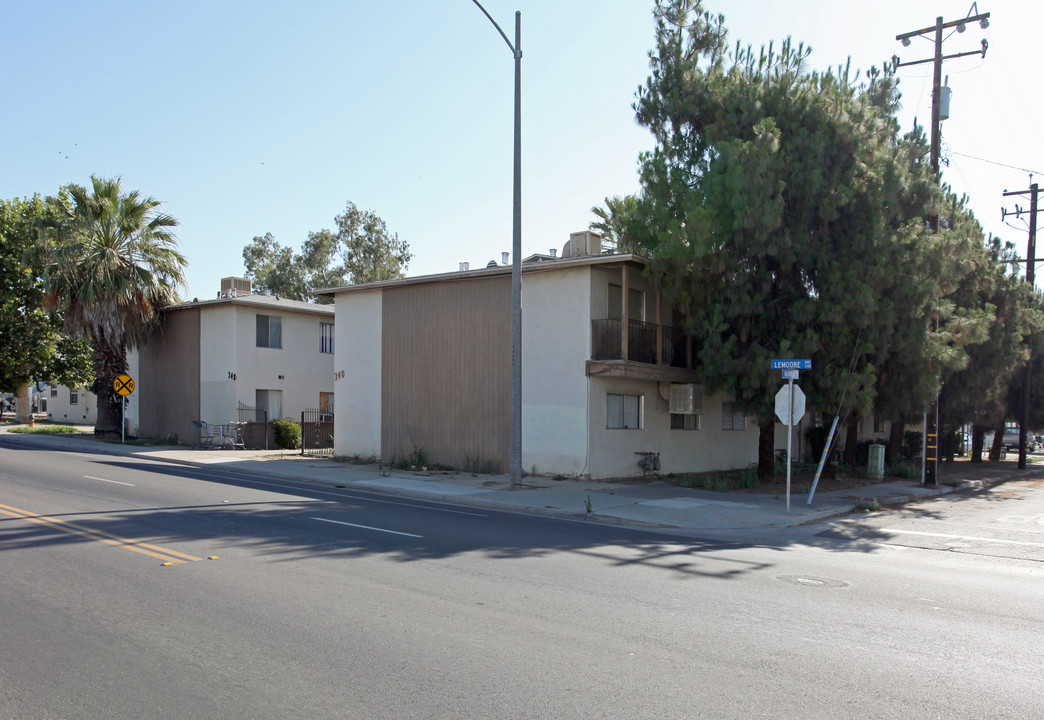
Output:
[589,319,699,382]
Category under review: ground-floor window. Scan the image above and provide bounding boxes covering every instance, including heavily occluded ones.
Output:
[721,401,745,430]
[607,393,642,429]
[319,392,334,415]
[671,413,701,430]
[69,389,79,406]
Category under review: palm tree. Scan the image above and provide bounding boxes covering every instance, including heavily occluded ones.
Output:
[42,176,186,436]
[589,194,645,256]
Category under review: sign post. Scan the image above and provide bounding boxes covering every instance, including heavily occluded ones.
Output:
[772,360,810,514]
[113,374,135,444]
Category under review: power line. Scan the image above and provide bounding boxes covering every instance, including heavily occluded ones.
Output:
[950,151,1043,176]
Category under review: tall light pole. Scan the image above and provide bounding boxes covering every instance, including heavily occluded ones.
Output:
[895,7,990,485]
[471,1,522,486]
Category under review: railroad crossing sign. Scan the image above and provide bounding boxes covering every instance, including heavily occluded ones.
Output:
[113,374,135,396]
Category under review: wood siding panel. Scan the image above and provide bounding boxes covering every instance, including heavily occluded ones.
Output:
[138,309,201,444]
[381,277,510,472]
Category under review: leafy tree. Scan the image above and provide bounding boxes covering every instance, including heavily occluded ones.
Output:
[242,232,309,299]
[41,177,186,436]
[630,0,937,480]
[243,201,411,303]
[0,193,92,419]
[938,223,1043,460]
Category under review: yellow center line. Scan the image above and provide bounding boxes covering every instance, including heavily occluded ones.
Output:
[0,502,201,564]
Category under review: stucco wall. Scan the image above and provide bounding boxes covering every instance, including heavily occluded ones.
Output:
[334,289,383,458]
[199,304,238,424]
[198,302,334,424]
[522,267,591,476]
[587,379,759,478]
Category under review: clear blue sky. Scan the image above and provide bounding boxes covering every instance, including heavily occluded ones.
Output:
[2,0,1040,300]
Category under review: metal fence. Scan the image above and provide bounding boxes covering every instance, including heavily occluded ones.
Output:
[237,402,270,450]
[301,408,334,457]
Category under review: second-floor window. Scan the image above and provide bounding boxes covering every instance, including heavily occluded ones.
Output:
[320,322,334,354]
[256,314,282,349]
[69,389,79,405]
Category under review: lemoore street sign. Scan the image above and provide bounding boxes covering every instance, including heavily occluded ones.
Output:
[771,359,812,370]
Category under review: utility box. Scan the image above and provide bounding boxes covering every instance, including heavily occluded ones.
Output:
[868,444,886,480]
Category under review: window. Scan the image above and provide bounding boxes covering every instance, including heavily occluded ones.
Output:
[256,314,282,348]
[607,393,642,429]
[721,402,745,431]
[608,284,646,321]
[320,322,334,354]
[319,392,334,414]
[671,413,701,431]
[50,386,58,398]
[69,389,79,406]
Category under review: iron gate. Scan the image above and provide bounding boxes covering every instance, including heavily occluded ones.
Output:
[301,408,334,456]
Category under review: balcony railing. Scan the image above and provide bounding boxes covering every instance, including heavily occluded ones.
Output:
[591,319,690,367]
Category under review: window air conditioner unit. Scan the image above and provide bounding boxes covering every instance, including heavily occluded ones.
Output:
[669,383,702,414]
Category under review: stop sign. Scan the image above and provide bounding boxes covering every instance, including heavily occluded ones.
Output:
[775,384,806,426]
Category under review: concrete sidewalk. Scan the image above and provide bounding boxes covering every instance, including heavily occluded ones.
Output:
[5,427,1043,532]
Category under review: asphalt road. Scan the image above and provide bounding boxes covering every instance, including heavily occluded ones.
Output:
[1,440,1041,719]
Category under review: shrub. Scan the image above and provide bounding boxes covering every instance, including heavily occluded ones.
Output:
[806,426,830,461]
[272,417,302,450]
[903,431,922,460]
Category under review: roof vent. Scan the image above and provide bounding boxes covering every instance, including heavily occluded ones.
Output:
[550,248,557,258]
[501,252,509,265]
[487,260,498,268]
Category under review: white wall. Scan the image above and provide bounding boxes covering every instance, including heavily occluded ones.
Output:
[199,304,239,424]
[45,385,97,425]
[198,302,334,424]
[125,348,140,436]
[333,289,383,458]
[522,267,592,476]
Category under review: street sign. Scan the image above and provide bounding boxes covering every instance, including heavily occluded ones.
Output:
[113,374,135,396]
[774,384,805,426]
[781,369,800,380]
[771,359,812,370]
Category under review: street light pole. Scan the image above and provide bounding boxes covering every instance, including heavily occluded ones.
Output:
[471,1,523,487]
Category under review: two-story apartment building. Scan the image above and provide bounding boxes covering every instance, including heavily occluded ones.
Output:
[126,278,335,446]
[321,232,763,479]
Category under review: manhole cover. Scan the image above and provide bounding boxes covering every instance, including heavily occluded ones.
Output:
[777,574,848,589]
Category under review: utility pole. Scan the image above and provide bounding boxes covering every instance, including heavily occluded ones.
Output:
[1002,182,1041,469]
[894,6,990,486]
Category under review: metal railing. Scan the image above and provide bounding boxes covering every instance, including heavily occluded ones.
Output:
[301,408,334,457]
[591,319,689,367]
